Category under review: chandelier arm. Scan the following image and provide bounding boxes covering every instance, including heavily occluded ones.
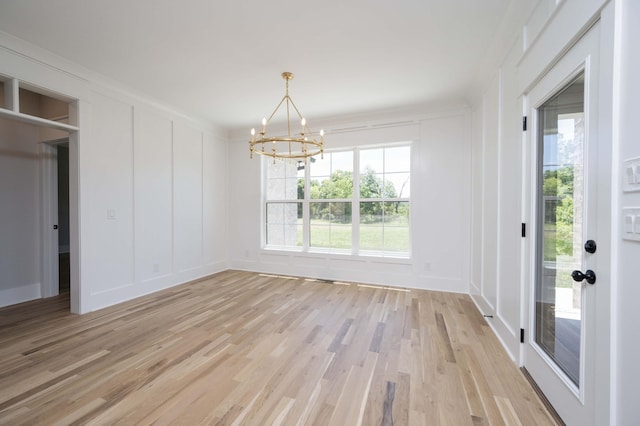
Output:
[286,94,291,137]
[266,95,289,125]
[287,97,311,135]
[286,96,305,119]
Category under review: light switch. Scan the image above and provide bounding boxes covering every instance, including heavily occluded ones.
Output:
[623,158,640,192]
[107,208,116,220]
[625,215,634,234]
[627,166,636,185]
[623,208,640,241]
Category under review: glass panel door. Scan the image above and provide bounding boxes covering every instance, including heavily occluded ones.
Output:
[524,21,609,425]
[535,74,584,387]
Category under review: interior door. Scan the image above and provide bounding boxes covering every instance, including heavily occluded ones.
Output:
[523,21,608,425]
[41,141,60,298]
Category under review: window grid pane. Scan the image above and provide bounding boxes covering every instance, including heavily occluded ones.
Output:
[266,158,300,200]
[310,202,352,249]
[310,152,353,200]
[359,201,410,253]
[266,202,301,247]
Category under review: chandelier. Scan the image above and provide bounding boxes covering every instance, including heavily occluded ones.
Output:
[249,72,324,161]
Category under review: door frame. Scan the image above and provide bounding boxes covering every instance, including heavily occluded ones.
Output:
[520,15,612,425]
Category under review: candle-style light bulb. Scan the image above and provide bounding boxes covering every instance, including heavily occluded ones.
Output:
[301,118,306,127]
[320,129,324,137]
[251,128,255,136]
[261,117,267,133]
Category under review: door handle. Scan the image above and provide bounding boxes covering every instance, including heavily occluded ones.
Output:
[571,269,596,285]
[584,239,596,253]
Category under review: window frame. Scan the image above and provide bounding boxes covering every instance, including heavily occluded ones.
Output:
[262,142,412,259]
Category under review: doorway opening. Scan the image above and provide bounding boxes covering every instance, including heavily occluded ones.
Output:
[0,76,80,313]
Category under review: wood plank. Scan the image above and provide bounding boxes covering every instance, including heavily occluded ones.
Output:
[0,270,558,425]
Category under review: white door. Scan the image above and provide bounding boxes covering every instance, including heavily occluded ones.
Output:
[523,21,609,425]
[41,141,60,298]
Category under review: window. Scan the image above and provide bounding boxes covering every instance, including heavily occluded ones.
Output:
[264,158,303,248]
[359,146,410,253]
[264,144,411,257]
[309,151,353,250]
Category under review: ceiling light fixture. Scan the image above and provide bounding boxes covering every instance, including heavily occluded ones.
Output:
[249,72,324,161]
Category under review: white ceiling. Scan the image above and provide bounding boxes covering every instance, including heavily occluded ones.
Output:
[0,0,513,130]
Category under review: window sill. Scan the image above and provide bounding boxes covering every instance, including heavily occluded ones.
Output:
[261,247,412,265]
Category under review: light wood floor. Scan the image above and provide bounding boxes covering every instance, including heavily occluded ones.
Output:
[0,270,557,425]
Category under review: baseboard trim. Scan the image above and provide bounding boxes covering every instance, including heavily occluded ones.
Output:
[520,367,566,426]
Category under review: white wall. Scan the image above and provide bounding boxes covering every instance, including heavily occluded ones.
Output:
[227,108,472,293]
[83,91,135,302]
[0,34,229,313]
[470,37,523,358]
[0,118,41,306]
[613,0,640,423]
[82,88,229,312]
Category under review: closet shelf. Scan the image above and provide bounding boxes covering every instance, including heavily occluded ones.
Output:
[0,107,78,132]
